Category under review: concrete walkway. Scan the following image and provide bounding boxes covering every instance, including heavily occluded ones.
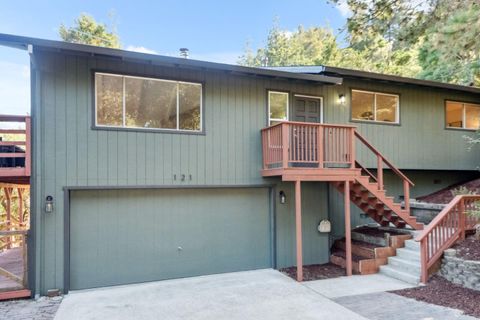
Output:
[304,274,416,298]
[54,269,367,320]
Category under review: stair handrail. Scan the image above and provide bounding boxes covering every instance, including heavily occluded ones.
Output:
[354,130,414,212]
[415,195,480,283]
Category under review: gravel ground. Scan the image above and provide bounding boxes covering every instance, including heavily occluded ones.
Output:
[391,275,480,318]
[0,296,62,320]
[280,263,346,281]
[454,237,480,261]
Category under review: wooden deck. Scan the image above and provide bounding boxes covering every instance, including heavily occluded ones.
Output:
[0,247,25,291]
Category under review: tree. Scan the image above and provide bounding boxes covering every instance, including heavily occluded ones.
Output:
[418,2,480,86]
[59,13,120,48]
[238,24,420,77]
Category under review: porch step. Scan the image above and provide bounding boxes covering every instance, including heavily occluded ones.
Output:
[404,239,421,251]
[387,256,421,274]
[396,247,421,262]
[379,265,420,285]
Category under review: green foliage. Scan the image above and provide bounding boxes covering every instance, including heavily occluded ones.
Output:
[241,0,480,86]
[418,1,480,86]
[59,13,120,48]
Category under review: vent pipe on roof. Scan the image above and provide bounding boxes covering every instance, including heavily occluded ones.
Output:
[179,48,189,59]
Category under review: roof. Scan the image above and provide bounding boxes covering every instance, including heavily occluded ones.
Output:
[0,33,342,85]
[268,66,480,95]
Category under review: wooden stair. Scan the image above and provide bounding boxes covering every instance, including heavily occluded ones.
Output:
[332,175,424,230]
[330,238,396,275]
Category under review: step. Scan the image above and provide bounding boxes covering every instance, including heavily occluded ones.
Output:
[404,239,421,251]
[387,256,421,275]
[379,265,420,285]
[396,247,421,262]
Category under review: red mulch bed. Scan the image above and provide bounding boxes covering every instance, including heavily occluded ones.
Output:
[280,263,345,281]
[453,237,480,261]
[391,275,480,318]
[416,178,480,204]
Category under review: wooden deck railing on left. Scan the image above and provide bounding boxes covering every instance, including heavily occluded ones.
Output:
[0,115,31,182]
[416,195,480,283]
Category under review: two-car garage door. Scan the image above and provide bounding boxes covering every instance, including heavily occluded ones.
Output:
[69,188,272,290]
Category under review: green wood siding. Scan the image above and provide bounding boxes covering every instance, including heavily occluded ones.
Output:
[323,79,480,170]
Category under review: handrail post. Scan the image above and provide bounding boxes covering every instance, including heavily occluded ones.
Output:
[420,239,428,283]
[403,180,410,212]
[377,155,383,191]
[350,128,355,169]
[459,198,466,241]
[282,123,289,169]
[317,125,323,169]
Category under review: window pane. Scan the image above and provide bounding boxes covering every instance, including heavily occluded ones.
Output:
[125,77,177,129]
[465,104,480,129]
[179,83,201,131]
[376,94,398,122]
[445,101,463,128]
[269,92,288,121]
[96,74,123,126]
[352,91,374,120]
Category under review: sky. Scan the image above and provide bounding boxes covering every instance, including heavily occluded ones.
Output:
[0,0,348,115]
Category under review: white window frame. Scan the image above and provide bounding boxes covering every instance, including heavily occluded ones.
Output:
[445,100,480,130]
[351,89,400,124]
[94,72,203,132]
[268,91,289,125]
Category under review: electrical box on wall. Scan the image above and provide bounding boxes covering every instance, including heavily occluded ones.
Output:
[318,219,331,233]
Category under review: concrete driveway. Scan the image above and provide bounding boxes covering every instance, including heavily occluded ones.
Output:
[54,269,367,320]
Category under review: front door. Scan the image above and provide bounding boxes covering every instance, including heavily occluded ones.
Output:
[293,95,323,123]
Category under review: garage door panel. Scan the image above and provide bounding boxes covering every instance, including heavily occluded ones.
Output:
[70,188,271,290]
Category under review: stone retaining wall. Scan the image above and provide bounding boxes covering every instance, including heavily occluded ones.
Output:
[439,248,480,291]
[407,201,445,224]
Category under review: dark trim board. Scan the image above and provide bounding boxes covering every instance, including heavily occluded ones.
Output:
[62,184,276,293]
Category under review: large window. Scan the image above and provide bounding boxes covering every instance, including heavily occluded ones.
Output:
[351,90,399,123]
[446,100,480,130]
[268,91,289,125]
[95,73,202,132]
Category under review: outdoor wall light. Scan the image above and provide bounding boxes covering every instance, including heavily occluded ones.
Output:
[45,195,54,213]
[279,191,286,204]
[339,94,346,105]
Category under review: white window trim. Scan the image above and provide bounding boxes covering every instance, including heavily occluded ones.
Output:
[446,100,480,130]
[268,91,289,125]
[94,72,203,132]
[352,89,400,124]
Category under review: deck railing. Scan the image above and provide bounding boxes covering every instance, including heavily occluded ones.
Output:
[416,195,480,283]
[261,122,414,201]
[261,122,356,169]
[0,115,31,178]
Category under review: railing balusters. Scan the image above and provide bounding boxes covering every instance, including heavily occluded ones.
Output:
[416,195,480,283]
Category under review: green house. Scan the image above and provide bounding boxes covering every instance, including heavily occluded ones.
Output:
[0,33,479,297]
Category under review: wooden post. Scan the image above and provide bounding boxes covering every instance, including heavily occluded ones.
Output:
[4,188,12,249]
[420,240,428,283]
[18,188,24,228]
[282,123,289,169]
[459,199,466,241]
[403,180,410,212]
[295,180,303,282]
[350,128,356,168]
[317,125,323,169]
[377,155,383,191]
[344,181,352,276]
